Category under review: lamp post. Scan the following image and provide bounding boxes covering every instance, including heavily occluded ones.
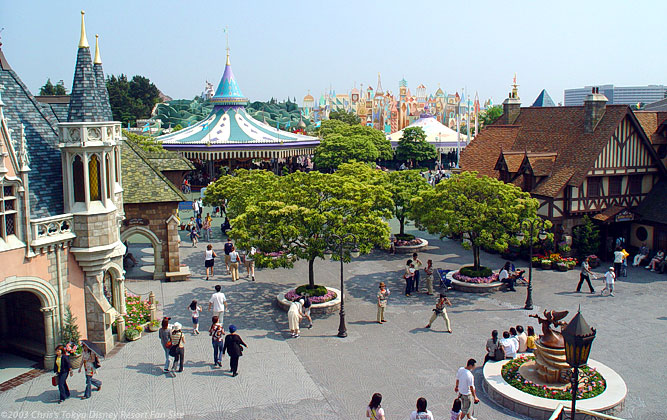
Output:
[323,233,359,338]
[562,309,596,420]
[516,218,548,310]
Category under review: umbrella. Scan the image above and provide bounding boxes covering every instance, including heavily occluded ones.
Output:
[80,340,105,359]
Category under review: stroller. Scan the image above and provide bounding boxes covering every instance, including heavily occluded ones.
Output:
[436,269,454,290]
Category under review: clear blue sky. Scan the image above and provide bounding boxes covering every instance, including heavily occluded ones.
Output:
[1,0,665,105]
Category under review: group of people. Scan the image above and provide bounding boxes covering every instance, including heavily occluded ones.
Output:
[204,238,256,282]
[157,285,248,377]
[376,281,453,333]
[52,343,102,403]
[365,358,480,420]
[484,325,537,364]
[404,253,435,296]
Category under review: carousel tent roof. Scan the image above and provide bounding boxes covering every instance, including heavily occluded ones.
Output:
[158,53,318,158]
[386,114,465,150]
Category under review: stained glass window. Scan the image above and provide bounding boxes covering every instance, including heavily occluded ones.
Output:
[89,155,101,201]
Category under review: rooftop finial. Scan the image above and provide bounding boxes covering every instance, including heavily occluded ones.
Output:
[224,26,230,65]
[79,11,89,48]
[511,73,519,99]
[94,34,102,64]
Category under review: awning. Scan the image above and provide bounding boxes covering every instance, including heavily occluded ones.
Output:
[592,206,633,224]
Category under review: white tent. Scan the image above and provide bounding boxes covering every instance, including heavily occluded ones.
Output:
[386,115,467,152]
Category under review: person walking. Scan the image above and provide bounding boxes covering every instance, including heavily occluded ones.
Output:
[425,293,452,332]
[158,317,172,372]
[576,257,596,293]
[189,223,200,247]
[455,359,480,420]
[53,345,72,403]
[613,247,625,278]
[204,244,217,280]
[287,299,303,338]
[208,316,225,368]
[208,285,228,326]
[601,267,616,297]
[404,260,415,297]
[412,252,423,292]
[376,282,390,324]
[78,344,101,399]
[409,397,434,420]
[223,238,234,273]
[189,300,202,334]
[202,215,211,242]
[424,260,434,295]
[170,322,185,372]
[366,392,386,420]
[222,325,247,377]
[229,246,241,282]
[244,247,256,281]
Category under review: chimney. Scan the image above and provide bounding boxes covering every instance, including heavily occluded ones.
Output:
[584,87,608,133]
[502,91,521,124]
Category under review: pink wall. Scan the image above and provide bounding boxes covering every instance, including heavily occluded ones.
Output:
[66,249,87,339]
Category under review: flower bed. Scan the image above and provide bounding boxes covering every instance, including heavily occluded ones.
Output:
[285,288,337,304]
[395,238,424,247]
[502,355,606,400]
[452,271,499,284]
[124,292,151,330]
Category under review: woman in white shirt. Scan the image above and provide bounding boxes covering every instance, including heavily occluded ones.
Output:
[229,246,241,282]
[204,244,217,281]
[410,397,434,420]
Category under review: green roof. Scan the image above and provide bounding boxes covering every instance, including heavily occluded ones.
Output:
[121,138,188,204]
[141,148,194,172]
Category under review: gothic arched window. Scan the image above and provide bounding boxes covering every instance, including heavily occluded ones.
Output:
[105,153,111,199]
[89,154,101,201]
[72,155,85,202]
[114,147,120,183]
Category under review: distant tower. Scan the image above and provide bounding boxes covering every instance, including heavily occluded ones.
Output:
[59,11,126,354]
[398,78,409,130]
[93,34,113,121]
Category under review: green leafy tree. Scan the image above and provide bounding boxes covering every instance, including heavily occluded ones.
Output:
[388,170,432,235]
[344,125,393,161]
[107,74,161,125]
[479,105,503,129]
[329,109,361,125]
[204,169,278,217]
[123,130,163,152]
[212,165,392,288]
[394,127,437,166]
[572,215,600,258]
[60,306,81,346]
[410,171,543,270]
[39,78,67,95]
[313,135,379,171]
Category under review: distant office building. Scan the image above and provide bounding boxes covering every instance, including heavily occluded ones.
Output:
[564,84,666,106]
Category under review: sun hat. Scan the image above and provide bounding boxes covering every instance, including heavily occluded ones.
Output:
[173,322,182,330]
[609,267,614,270]
[228,325,237,333]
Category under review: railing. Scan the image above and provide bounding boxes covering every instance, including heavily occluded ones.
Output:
[550,403,626,420]
[58,121,122,146]
[30,214,76,248]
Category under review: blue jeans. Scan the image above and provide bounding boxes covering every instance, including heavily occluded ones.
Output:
[57,372,70,401]
[163,347,170,371]
[212,341,224,364]
[414,270,421,291]
[405,276,414,295]
[84,374,101,398]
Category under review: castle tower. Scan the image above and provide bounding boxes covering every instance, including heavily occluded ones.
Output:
[59,11,126,354]
[93,35,113,121]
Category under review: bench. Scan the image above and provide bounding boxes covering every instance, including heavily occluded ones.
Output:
[165,266,191,282]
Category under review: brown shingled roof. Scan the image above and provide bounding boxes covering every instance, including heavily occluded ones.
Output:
[503,152,525,173]
[527,154,557,176]
[635,111,667,145]
[460,126,519,177]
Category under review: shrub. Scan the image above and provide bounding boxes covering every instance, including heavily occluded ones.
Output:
[395,233,415,241]
[295,284,328,297]
[459,265,492,278]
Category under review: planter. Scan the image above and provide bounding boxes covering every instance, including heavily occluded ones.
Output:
[147,323,159,332]
[532,260,541,268]
[395,238,429,254]
[447,270,505,293]
[69,354,83,369]
[126,332,141,341]
[180,225,185,231]
[589,259,601,268]
[541,261,552,270]
[556,263,568,272]
[276,287,341,315]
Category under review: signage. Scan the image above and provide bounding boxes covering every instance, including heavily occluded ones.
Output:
[123,218,149,227]
[615,210,634,222]
[178,201,193,211]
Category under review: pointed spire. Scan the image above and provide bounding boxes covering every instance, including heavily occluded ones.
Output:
[79,11,89,48]
[94,34,102,64]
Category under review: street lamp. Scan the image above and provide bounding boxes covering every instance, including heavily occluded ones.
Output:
[516,218,549,310]
[563,309,597,420]
[324,233,358,338]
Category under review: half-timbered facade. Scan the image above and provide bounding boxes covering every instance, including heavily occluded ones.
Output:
[461,88,666,258]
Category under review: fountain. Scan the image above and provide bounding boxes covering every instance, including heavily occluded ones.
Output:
[527,310,571,383]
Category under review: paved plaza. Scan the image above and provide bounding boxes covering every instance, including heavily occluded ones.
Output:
[1,221,666,419]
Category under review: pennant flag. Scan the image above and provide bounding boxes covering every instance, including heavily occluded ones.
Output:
[315,121,321,128]
[141,122,150,132]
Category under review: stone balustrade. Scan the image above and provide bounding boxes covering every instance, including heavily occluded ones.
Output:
[30,213,76,249]
[58,121,122,147]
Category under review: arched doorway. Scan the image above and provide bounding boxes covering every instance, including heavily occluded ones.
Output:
[120,226,164,280]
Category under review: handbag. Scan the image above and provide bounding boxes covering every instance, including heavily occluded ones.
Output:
[169,335,182,357]
[494,341,506,361]
[52,376,58,387]
[93,357,101,369]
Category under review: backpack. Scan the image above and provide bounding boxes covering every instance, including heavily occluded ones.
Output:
[494,341,506,361]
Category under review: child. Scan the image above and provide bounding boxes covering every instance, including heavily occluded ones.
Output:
[601,267,615,297]
[190,225,199,247]
[450,397,461,420]
[189,300,202,334]
[301,298,313,329]
[425,293,452,333]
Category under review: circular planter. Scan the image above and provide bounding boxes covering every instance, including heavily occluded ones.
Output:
[446,270,504,293]
[541,261,553,270]
[125,331,142,342]
[483,358,626,420]
[395,238,429,254]
[276,287,341,315]
[147,324,159,332]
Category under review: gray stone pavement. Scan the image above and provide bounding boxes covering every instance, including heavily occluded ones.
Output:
[1,221,666,419]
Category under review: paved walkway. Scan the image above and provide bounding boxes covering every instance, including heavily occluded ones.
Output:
[1,222,665,419]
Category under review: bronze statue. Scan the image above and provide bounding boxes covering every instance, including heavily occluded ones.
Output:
[529,309,569,348]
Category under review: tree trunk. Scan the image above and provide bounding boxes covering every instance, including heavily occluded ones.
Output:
[473,246,481,270]
[399,216,405,235]
[308,257,315,288]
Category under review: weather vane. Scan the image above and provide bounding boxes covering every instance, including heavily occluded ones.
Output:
[223,26,229,56]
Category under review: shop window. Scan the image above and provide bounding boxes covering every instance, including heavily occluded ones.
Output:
[587,178,601,197]
[72,155,85,202]
[89,155,101,201]
[105,153,111,199]
[1,184,17,239]
[629,175,642,195]
[608,177,622,196]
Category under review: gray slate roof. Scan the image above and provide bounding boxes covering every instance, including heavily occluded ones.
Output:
[531,89,556,107]
[68,47,106,122]
[0,49,64,218]
[635,179,667,225]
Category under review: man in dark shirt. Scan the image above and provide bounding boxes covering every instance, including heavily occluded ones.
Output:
[224,238,234,273]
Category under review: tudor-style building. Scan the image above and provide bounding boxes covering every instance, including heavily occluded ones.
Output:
[461,86,666,258]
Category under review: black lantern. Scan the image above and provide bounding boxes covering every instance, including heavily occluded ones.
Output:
[562,309,596,420]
